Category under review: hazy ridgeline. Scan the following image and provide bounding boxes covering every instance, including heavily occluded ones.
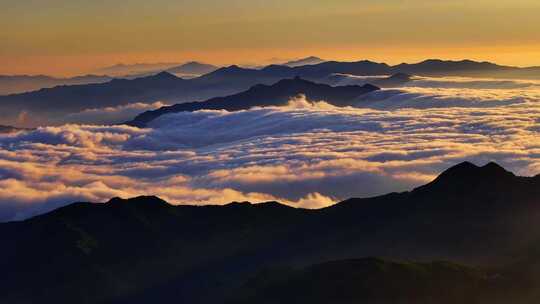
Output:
[2,59,540,128]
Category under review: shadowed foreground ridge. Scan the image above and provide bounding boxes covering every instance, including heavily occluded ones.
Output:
[2,161,540,303]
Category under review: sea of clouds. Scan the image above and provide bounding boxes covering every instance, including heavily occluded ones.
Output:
[1,76,539,221]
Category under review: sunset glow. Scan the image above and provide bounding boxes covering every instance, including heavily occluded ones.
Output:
[2,0,540,75]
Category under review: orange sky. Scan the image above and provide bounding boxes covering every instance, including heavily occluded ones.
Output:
[2,0,540,76]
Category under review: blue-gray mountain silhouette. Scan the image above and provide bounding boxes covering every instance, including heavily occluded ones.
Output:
[127,77,380,127]
[2,59,539,127]
[166,61,219,76]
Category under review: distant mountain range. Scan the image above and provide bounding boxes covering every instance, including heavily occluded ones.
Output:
[2,58,540,127]
[0,72,184,126]
[2,161,540,303]
[95,61,219,78]
[0,68,382,127]
[127,77,380,127]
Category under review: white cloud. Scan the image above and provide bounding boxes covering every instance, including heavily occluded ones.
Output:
[0,86,540,222]
[61,102,167,125]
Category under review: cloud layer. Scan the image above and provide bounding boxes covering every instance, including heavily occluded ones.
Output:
[1,78,540,222]
[62,102,167,125]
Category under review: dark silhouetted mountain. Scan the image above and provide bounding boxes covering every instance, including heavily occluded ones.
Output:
[127,77,380,127]
[391,59,511,77]
[283,56,325,67]
[194,61,392,86]
[2,162,540,303]
[0,71,250,127]
[291,60,392,78]
[284,58,540,79]
[0,72,187,123]
[166,61,219,76]
[390,59,540,78]
[201,58,537,85]
[0,74,113,95]
[0,67,291,127]
[194,64,285,87]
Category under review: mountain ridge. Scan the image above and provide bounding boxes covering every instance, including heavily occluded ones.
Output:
[126,77,380,127]
[3,161,540,303]
[2,58,540,127]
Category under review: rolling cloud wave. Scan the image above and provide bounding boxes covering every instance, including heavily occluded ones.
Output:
[1,85,539,222]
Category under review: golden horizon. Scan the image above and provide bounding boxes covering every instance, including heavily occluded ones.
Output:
[2,44,540,77]
[2,0,539,76]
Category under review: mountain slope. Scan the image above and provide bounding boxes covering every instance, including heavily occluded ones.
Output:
[0,72,219,127]
[0,72,187,125]
[229,258,520,304]
[390,59,540,78]
[2,162,540,303]
[127,77,380,127]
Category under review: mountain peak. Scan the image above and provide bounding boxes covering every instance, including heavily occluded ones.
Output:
[226,65,243,70]
[226,201,253,208]
[205,65,251,77]
[414,161,515,193]
[480,161,512,175]
[439,161,513,179]
[153,71,177,79]
[255,201,295,209]
[166,62,219,75]
[107,195,170,207]
[414,59,501,69]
